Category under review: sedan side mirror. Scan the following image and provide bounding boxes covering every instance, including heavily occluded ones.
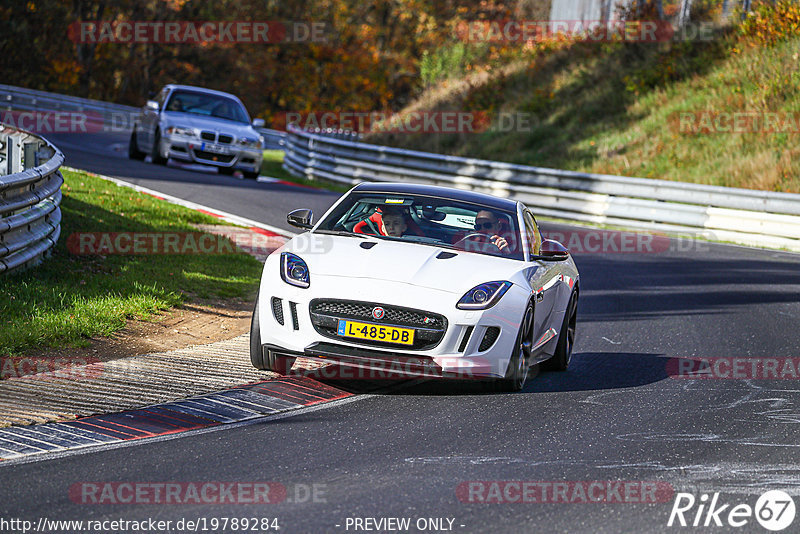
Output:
[287,208,313,229]
[146,100,159,112]
[252,118,265,128]
[538,239,570,261]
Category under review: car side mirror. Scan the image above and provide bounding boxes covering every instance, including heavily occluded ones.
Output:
[287,208,313,229]
[252,118,265,128]
[146,100,159,112]
[538,239,570,261]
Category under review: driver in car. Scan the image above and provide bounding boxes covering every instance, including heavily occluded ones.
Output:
[166,96,184,112]
[472,210,512,255]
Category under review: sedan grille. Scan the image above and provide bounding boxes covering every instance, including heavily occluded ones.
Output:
[200,131,216,141]
[218,134,233,144]
[309,299,447,351]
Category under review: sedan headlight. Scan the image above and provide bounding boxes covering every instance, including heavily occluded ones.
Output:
[165,126,197,138]
[457,281,512,310]
[281,252,310,288]
[238,136,263,149]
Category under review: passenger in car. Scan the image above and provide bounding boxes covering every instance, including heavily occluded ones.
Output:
[353,206,424,237]
[379,206,409,237]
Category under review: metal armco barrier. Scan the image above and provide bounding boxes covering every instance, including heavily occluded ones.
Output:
[0,84,285,150]
[0,124,64,274]
[3,85,799,253]
[283,124,800,252]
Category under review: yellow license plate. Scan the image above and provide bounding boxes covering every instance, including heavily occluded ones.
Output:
[337,320,415,345]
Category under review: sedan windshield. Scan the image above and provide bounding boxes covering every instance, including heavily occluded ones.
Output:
[164,90,250,124]
[316,192,524,260]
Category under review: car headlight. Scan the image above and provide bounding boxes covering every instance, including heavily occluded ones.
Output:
[456,281,512,310]
[165,126,197,138]
[281,252,310,288]
[238,136,262,148]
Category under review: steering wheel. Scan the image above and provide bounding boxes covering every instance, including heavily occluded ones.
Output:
[454,232,500,252]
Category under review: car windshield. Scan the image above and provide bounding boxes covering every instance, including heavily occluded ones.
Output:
[164,90,250,124]
[316,192,524,260]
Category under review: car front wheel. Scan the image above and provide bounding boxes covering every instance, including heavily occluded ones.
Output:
[492,302,533,392]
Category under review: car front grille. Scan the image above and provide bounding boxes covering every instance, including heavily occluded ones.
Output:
[218,134,233,144]
[200,131,215,141]
[309,299,447,351]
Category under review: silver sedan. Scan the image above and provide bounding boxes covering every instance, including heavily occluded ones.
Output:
[129,84,264,178]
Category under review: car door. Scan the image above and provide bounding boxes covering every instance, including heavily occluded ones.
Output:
[522,207,561,360]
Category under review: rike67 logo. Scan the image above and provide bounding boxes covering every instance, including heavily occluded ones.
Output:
[668,490,796,531]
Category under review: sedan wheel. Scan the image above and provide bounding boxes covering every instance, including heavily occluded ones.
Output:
[150,130,167,165]
[128,129,145,160]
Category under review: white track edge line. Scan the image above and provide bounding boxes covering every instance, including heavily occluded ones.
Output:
[62,166,296,238]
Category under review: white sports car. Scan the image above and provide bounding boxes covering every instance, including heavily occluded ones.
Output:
[250,182,579,391]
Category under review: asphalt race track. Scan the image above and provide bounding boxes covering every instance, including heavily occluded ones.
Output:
[3,131,800,533]
[47,131,341,233]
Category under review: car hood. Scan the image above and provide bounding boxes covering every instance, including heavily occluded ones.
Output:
[283,233,526,295]
[162,112,257,138]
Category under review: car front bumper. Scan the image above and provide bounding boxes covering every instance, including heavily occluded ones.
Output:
[257,273,532,379]
[162,135,262,172]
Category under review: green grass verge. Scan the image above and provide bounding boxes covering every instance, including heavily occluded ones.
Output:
[260,149,351,193]
[366,14,800,193]
[0,169,263,356]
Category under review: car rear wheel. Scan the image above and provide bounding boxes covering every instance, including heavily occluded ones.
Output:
[128,129,145,160]
[542,290,578,372]
[250,293,295,374]
[492,303,533,392]
[150,130,167,165]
